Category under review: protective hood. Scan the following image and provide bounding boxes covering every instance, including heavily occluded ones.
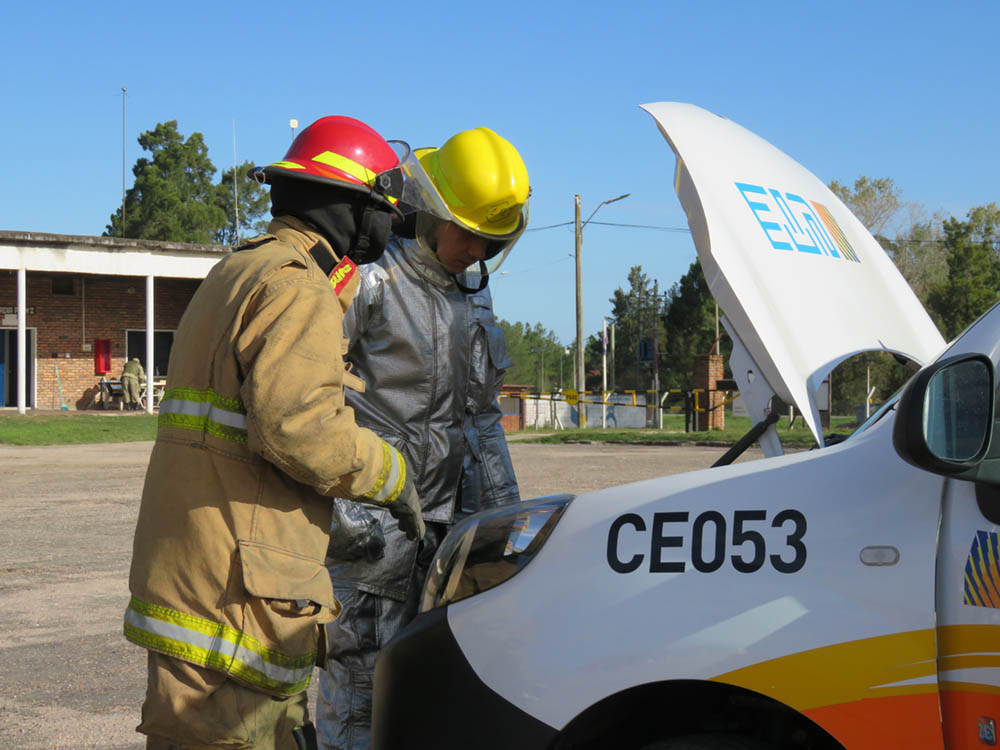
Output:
[641,102,945,446]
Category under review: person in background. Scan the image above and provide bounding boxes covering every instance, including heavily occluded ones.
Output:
[123,116,427,750]
[121,357,145,410]
[317,126,530,750]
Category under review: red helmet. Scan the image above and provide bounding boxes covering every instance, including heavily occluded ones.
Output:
[253,116,406,214]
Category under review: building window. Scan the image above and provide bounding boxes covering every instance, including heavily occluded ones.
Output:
[51,276,75,295]
[126,330,175,378]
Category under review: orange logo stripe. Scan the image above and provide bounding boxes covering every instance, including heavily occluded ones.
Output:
[330,257,357,296]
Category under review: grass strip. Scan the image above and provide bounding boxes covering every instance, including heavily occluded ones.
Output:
[0,414,159,445]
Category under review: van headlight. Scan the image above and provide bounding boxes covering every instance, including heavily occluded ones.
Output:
[419,495,573,612]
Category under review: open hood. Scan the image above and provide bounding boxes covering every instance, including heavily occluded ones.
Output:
[641,102,945,449]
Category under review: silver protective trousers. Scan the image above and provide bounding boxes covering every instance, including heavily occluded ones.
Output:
[316,523,446,750]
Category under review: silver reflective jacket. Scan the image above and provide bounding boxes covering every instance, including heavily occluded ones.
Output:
[329,236,520,599]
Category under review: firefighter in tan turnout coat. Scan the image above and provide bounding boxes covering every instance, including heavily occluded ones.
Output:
[124,116,425,750]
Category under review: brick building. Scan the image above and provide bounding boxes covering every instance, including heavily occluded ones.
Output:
[0,231,229,412]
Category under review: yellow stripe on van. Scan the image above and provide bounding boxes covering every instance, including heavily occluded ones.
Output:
[710,629,937,710]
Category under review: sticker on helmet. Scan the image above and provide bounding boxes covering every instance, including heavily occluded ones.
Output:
[486,201,512,223]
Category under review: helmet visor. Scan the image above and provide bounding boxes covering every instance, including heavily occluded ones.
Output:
[476,195,528,275]
[392,147,454,220]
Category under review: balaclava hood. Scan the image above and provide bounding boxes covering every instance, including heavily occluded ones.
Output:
[269,176,393,265]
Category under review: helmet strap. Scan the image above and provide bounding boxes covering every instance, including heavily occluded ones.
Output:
[346,202,392,265]
[452,261,489,294]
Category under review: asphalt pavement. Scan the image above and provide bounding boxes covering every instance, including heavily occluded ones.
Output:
[0,439,762,749]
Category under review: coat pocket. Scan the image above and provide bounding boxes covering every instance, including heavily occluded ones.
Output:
[236,539,340,695]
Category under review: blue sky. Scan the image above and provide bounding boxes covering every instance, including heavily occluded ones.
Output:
[3,0,997,344]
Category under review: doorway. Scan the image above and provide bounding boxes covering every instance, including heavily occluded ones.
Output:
[0,328,36,408]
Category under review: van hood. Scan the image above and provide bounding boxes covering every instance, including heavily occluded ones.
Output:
[641,102,944,446]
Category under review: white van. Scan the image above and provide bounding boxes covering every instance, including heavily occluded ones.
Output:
[369,103,1000,750]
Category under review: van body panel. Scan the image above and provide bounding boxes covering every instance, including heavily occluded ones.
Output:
[448,418,944,747]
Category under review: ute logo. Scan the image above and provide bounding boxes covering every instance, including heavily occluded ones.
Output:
[735,182,860,263]
[964,530,1000,608]
[980,716,997,746]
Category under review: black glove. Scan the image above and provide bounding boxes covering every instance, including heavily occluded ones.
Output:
[386,474,425,542]
[327,499,386,562]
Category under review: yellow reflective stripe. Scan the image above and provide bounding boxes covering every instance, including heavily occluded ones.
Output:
[271,160,306,170]
[364,442,406,504]
[312,151,377,186]
[124,596,314,696]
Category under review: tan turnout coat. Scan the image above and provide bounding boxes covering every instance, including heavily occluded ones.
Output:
[125,216,406,697]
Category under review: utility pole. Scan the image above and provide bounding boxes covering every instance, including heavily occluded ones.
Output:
[121,86,126,238]
[232,120,240,245]
[574,191,630,394]
[574,195,583,392]
[602,318,608,428]
[610,321,616,393]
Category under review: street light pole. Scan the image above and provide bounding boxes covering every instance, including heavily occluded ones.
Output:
[121,86,127,238]
[574,192,630,395]
[574,195,583,392]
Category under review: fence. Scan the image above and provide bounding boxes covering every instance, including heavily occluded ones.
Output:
[509,388,741,431]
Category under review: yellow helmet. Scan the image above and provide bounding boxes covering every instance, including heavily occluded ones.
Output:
[415,127,530,239]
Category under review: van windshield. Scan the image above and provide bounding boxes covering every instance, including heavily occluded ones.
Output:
[849,386,906,438]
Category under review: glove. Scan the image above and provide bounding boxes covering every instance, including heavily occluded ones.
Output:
[327,499,386,562]
[386,474,425,542]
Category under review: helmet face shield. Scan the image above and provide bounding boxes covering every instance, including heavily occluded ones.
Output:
[415,198,528,279]
[475,195,528,275]
[394,148,453,220]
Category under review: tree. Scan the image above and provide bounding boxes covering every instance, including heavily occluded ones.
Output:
[879,211,947,305]
[827,176,949,417]
[214,160,271,245]
[105,121,268,245]
[829,176,902,237]
[926,204,1000,340]
[497,320,565,391]
[659,261,729,391]
[601,266,669,393]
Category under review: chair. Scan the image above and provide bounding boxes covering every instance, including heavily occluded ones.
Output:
[99,378,126,410]
[139,378,166,410]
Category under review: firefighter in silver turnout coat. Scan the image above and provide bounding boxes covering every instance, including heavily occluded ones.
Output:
[316,127,531,750]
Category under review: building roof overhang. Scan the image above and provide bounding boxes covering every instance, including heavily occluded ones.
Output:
[0,230,232,279]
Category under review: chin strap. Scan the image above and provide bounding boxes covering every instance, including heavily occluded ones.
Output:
[352,204,375,259]
[346,202,391,265]
[452,260,490,294]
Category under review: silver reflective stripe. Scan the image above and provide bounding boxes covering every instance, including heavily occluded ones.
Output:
[123,607,310,687]
[159,398,248,429]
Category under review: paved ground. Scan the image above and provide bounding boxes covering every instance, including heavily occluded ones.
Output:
[0,439,763,749]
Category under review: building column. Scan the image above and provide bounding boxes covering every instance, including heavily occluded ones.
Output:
[146,274,154,415]
[17,267,26,414]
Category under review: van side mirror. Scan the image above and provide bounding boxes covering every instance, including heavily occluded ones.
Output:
[893,354,997,481]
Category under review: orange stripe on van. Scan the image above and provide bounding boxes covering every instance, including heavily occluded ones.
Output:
[804,692,942,748]
[940,687,1000,749]
[711,629,943,748]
